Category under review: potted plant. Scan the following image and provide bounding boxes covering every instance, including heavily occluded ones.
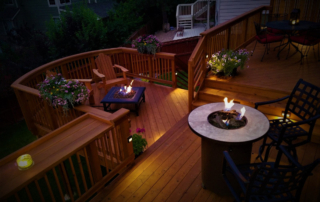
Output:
[132,128,148,157]
[207,49,251,77]
[131,35,162,55]
[37,73,89,113]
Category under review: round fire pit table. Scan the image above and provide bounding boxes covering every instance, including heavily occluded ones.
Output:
[188,103,269,196]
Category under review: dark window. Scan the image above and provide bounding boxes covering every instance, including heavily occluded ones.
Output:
[49,0,56,5]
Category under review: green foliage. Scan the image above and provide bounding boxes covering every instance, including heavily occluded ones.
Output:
[46,4,108,59]
[38,74,89,112]
[132,133,147,156]
[132,35,161,55]
[105,0,144,47]
[207,49,251,76]
[0,121,36,159]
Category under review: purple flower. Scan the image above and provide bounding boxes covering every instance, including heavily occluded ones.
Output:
[136,128,141,133]
[65,90,68,93]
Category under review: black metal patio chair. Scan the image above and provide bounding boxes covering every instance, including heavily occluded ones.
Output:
[252,22,285,62]
[255,79,320,162]
[222,145,320,202]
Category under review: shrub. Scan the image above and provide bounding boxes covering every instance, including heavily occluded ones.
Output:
[132,128,148,156]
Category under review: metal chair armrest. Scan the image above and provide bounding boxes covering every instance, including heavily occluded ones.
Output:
[223,151,249,195]
[277,145,302,168]
[255,95,290,109]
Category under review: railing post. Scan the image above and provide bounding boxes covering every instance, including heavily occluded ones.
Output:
[87,141,103,183]
[109,109,133,160]
[61,64,69,79]
[226,27,231,49]
[148,56,153,83]
[172,58,177,88]
[188,61,194,113]
[243,18,248,43]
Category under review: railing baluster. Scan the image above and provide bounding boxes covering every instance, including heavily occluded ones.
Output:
[61,162,75,202]
[44,174,56,202]
[14,193,21,202]
[35,179,45,202]
[68,157,82,197]
[84,147,94,186]
[52,168,66,202]
[25,186,33,202]
[76,152,88,192]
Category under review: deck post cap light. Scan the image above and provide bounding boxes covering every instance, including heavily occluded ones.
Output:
[16,154,34,170]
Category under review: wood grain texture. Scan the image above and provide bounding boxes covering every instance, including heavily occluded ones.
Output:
[94,116,320,202]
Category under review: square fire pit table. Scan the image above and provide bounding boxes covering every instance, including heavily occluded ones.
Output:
[101,86,146,116]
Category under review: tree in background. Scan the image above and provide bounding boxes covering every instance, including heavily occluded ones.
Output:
[46,4,108,59]
[105,0,145,47]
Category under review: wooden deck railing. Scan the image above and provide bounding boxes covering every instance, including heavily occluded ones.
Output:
[11,48,176,138]
[0,112,134,202]
[188,6,272,112]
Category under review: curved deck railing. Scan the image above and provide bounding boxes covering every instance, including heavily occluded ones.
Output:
[11,47,176,137]
[187,6,272,112]
[4,47,176,201]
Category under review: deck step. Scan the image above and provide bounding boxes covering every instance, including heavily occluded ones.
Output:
[204,76,289,100]
[197,87,287,117]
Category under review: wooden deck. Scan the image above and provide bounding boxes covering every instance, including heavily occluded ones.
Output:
[92,115,320,202]
[88,41,320,202]
[210,40,320,93]
[91,79,189,148]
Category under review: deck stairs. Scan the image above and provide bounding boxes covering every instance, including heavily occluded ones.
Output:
[176,0,214,29]
[192,76,320,143]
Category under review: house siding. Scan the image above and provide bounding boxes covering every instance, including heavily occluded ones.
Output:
[16,0,59,31]
[216,0,270,24]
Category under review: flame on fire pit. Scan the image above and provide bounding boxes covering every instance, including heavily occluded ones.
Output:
[224,97,234,111]
[207,98,247,129]
[119,80,134,95]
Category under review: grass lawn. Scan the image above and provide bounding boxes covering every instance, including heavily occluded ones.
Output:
[0,120,36,159]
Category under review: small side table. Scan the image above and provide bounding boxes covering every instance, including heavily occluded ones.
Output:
[188,103,269,196]
[101,87,146,116]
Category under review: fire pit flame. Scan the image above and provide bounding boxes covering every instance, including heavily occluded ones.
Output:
[224,97,234,111]
[239,107,246,120]
[120,80,134,95]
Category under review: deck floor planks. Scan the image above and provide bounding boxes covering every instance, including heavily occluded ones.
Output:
[105,123,193,201]
[130,137,201,202]
[143,84,167,140]
[150,84,172,132]
[141,83,161,143]
[98,118,320,202]
[143,141,201,202]
[153,84,178,128]
[115,127,198,202]
[165,158,202,202]
[164,86,188,119]
[158,85,183,123]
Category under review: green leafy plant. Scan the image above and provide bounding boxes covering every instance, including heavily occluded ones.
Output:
[46,4,108,59]
[207,49,251,76]
[132,35,161,55]
[132,128,148,156]
[37,73,89,112]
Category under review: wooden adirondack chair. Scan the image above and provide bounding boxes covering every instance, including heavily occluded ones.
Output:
[93,53,128,94]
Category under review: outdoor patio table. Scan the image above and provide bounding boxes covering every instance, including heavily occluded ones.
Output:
[188,103,269,196]
[266,20,320,59]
